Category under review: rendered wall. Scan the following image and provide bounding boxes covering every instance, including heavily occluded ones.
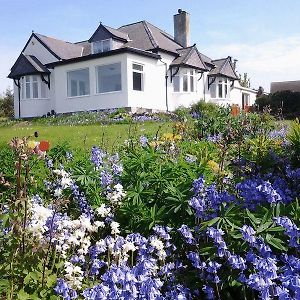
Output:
[53,53,129,114]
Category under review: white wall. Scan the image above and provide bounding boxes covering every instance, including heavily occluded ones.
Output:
[23,36,58,64]
[53,53,129,114]
[126,53,166,111]
[13,82,52,118]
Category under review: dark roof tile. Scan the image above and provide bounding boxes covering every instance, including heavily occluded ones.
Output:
[209,57,239,80]
[35,33,84,60]
[8,54,49,79]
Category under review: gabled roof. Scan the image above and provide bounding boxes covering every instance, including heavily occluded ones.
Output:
[118,21,182,54]
[170,45,208,71]
[89,23,129,43]
[33,33,84,60]
[8,54,50,79]
[208,56,239,80]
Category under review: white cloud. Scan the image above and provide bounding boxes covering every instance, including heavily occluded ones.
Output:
[202,36,300,92]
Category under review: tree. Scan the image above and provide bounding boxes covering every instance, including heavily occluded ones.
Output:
[239,72,251,88]
[256,86,264,98]
[0,88,14,118]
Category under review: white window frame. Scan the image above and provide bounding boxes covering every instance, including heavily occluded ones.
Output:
[132,63,144,91]
[20,75,50,100]
[173,68,196,93]
[92,39,112,54]
[211,77,230,99]
[67,68,90,98]
[95,62,122,94]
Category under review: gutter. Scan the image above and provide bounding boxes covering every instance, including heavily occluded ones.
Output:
[46,47,161,68]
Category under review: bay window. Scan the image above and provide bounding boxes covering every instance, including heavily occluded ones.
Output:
[96,62,122,93]
[132,63,144,91]
[20,75,49,100]
[210,77,230,99]
[173,68,196,92]
[67,68,90,97]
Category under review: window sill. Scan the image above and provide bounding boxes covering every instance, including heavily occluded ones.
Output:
[172,91,195,94]
[21,98,50,101]
[67,94,90,99]
[96,90,122,95]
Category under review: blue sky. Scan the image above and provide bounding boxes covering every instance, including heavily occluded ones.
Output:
[1,0,300,93]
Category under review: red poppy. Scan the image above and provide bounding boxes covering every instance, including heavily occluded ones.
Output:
[39,140,50,151]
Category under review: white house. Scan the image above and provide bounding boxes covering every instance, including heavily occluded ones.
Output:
[8,9,257,118]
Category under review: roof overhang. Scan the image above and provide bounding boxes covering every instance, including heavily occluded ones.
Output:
[46,47,161,68]
[8,54,50,79]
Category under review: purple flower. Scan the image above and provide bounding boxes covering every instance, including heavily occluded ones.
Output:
[178,225,194,244]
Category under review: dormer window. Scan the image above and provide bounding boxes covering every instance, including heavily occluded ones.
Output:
[92,39,111,54]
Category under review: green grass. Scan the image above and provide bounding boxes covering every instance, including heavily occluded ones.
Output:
[0,122,173,151]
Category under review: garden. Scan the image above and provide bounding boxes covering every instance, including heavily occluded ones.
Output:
[0,102,299,299]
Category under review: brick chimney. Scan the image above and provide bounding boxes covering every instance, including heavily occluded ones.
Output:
[174,9,190,48]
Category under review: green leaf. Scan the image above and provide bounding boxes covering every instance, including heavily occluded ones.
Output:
[266,234,287,251]
[200,217,220,230]
[246,209,260,226]
[17,290,31,300]
[46,274,57,288]
[266,226,285,232]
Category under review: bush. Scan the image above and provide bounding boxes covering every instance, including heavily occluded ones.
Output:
[256,90,300,119]
[0,88,14,118]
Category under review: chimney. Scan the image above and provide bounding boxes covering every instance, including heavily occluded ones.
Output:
[233,59,238,71]
[174,9,190,48]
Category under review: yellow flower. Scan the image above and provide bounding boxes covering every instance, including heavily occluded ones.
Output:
[207,160,220,173]
[28,140,38,149]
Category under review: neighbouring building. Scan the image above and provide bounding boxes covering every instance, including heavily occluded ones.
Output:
[270,80,300,94]
[8,9,257,118]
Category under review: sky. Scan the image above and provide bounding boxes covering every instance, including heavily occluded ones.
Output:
[1,0,300,93]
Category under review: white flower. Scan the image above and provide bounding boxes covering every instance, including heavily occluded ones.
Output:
[61,176,72,188]
[96,204,111,218]
[122,242,136,253]
[54,188,62,198]
[110,221,120,235]
[150,237,164,251]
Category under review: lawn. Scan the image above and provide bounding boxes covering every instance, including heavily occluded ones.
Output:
[0,121,173,150]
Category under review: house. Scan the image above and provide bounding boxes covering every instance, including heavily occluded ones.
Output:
[8,9,257,118]
[270,80,300,93]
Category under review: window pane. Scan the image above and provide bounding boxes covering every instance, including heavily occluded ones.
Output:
[225,84,228,98]
[183,75,188,92]
[210,84,216,98]
[26,82,31,99]
[21,78,25,99]
[218,83,223,98]
[33,81,39,98]
[173,76,180,92]
[67,68,90,97]
[190,76,194,92]
[133,72,142,91]
[97,63,122,93]
[41,81,48,98]
[102,40,110,52]
[93,41,102,54]
[133,64,143,71]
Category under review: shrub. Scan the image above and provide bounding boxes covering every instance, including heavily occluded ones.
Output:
[256,91,300,119]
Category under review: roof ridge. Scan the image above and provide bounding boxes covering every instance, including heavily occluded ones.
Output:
[219,57,229,73]
[182,45,196,64]
[118,20,145,28]
[35,32,80,46]
[142,21,158,48]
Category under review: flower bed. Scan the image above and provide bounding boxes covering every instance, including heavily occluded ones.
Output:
[1,105,300,299]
